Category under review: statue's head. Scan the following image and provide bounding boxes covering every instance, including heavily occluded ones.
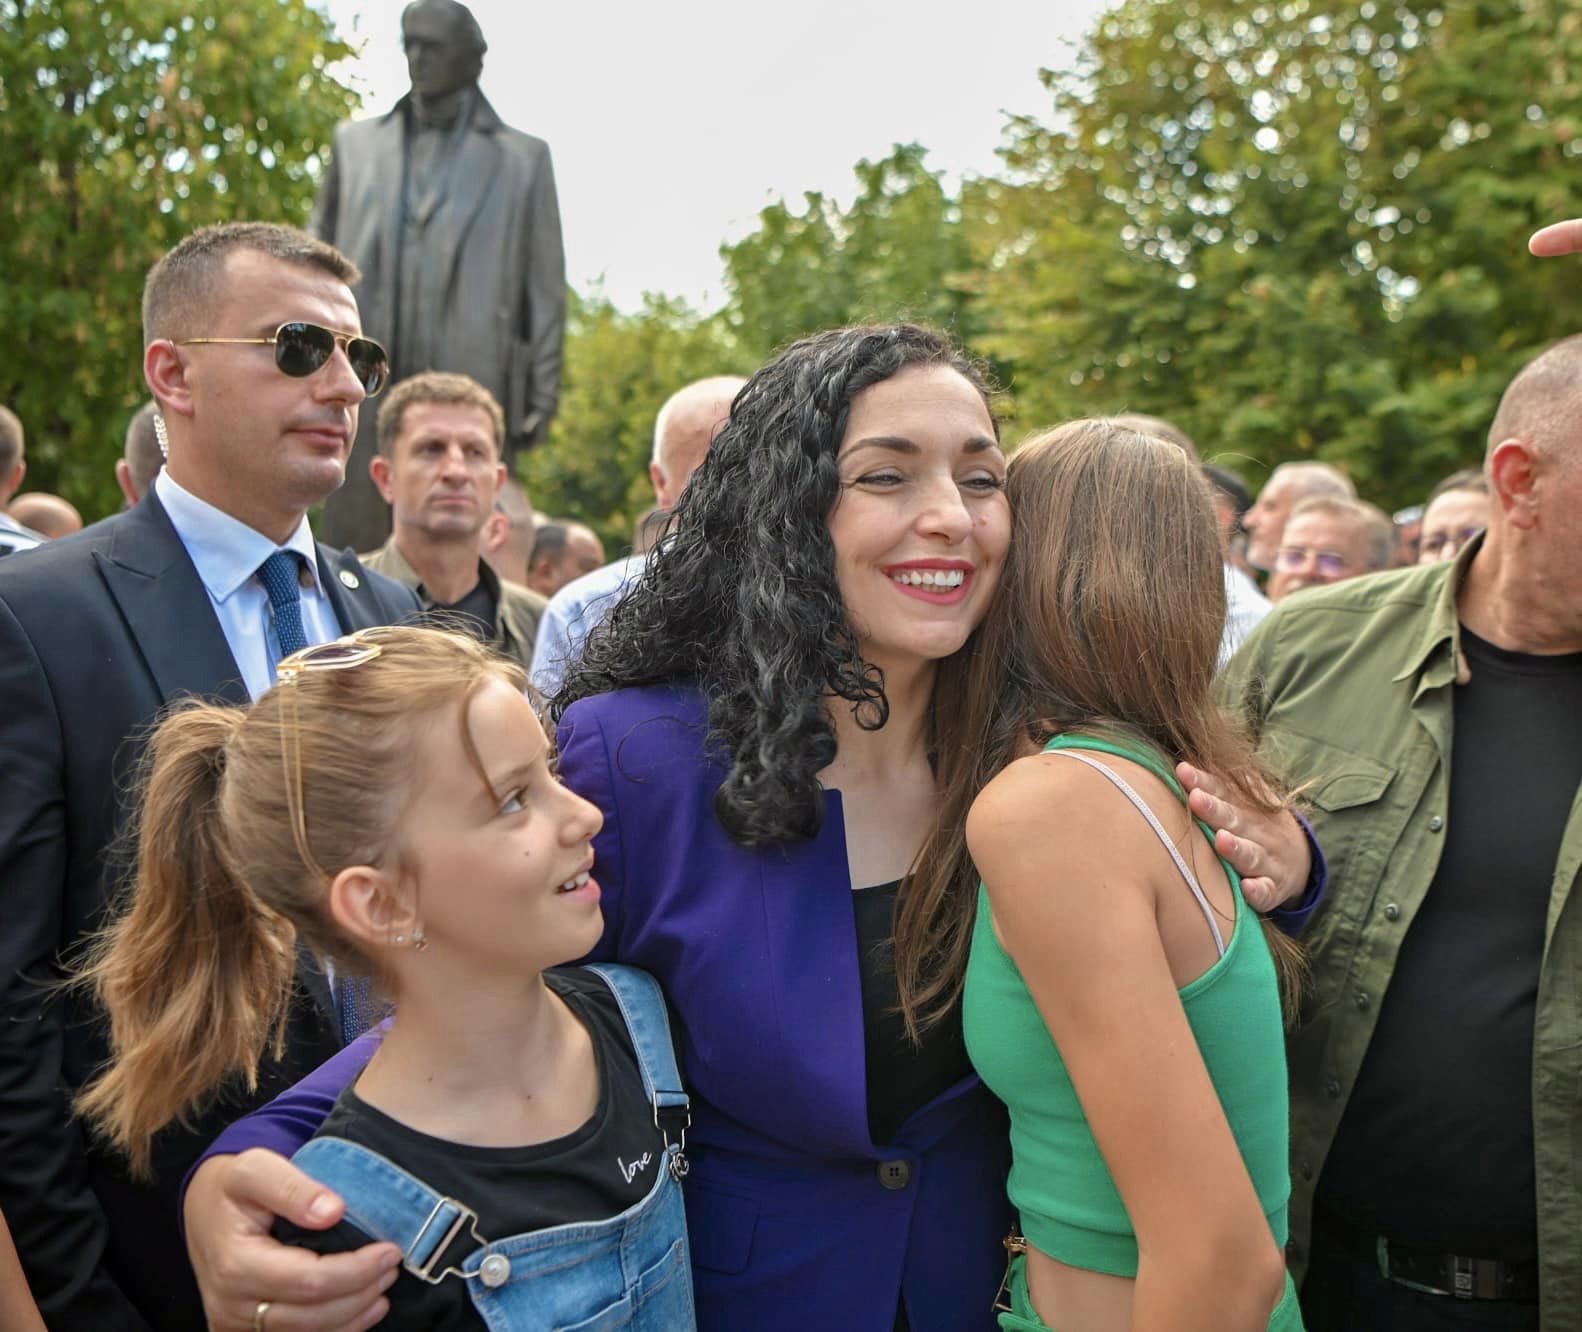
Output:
[401,0,486,101]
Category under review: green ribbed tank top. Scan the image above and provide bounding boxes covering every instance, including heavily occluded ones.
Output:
[963,735,1294,1281]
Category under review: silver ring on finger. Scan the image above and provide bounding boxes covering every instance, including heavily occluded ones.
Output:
[253,1300,272,1332]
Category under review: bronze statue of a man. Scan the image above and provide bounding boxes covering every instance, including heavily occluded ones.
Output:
[312,0,565,551]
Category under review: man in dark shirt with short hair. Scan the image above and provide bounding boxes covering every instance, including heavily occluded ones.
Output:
[362,371,546,671]
[1223,332,1582,1330]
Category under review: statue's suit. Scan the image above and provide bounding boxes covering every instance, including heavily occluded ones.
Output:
[312,92,565,549]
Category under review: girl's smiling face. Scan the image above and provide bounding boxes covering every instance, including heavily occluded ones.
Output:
[397,679,605,975]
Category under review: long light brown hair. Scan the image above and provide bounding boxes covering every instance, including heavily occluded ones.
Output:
[895,420,1305,1037]
[74,627,524,1176]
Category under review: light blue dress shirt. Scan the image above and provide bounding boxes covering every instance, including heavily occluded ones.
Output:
[528,552,648,697]
[155,470,342,700]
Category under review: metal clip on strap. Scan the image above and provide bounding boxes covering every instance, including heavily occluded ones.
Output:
[406,1195,485,1285]
[654,1090,690,1179]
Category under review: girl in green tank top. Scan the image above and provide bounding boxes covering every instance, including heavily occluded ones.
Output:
[894,421,1307,1331]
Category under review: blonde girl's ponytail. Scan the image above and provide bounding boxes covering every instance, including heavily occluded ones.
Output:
[75,627,532,1176]
[74,703,297,1177]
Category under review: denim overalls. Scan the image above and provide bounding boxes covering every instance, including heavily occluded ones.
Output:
[292,964,696,1332]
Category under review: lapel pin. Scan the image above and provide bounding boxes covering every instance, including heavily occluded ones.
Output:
[338,569,361,590]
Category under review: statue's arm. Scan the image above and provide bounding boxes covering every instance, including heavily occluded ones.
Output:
[519,141,566,440]
[309,127,344,242]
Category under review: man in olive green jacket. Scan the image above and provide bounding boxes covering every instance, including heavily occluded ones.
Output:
[361,370,546,673]
[1222,335,1582,1330]
[362,533,544,672]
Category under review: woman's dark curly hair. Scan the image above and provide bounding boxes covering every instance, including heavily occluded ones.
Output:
[553,323,996,848]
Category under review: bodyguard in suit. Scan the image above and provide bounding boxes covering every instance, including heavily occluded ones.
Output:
[0,222,419,1329]
[312,0,566,551]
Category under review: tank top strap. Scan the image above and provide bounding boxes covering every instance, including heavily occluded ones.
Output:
[1041,733,1233,876]
[1041,737,1227,957]
[1042,732,1184,793]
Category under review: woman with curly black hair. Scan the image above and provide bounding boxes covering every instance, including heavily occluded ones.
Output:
[558,323,998,844]
[546,326,1016,1332]
[180,325,1320,1332]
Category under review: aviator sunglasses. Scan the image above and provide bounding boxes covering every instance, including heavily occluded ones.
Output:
[178,322,389,397]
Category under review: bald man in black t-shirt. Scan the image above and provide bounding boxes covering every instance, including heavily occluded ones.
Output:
[1223,332,1582,1330]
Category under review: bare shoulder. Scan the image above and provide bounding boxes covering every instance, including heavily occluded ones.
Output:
[969,748,1175,836]
[968,751,1168,903]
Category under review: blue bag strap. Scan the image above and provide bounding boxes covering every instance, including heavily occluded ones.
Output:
[580,964,691,1173]
[292,1136,486,1285]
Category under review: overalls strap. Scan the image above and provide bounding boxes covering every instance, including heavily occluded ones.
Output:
[292,1136,489,1285]
[581,964,691,1168]
[291,965,691,1285]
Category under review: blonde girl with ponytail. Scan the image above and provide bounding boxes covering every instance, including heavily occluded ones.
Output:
[76,626,695,1332]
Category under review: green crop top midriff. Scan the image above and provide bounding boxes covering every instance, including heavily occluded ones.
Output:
[962,733,1292,1279]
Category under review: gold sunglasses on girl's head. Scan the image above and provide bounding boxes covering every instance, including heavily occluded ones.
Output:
[274,626,415,686]
[275,636,384,686]
[273,629,406,873]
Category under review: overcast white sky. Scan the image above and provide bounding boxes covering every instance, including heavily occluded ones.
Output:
[321,0,1110,312]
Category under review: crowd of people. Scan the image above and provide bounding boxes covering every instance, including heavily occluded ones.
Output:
[0,209,1577,1332]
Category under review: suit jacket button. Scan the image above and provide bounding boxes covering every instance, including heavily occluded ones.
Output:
[877,1159,912,1190]
[478,1252,511,1288]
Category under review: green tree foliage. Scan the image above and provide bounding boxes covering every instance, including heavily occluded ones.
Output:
[720,143,978,362]
[971,0,1582,506]
[0,0,356,517]
[11,0,1578,530]
[518,290,750,556]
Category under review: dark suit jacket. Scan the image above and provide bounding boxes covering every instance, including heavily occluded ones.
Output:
[312,92,565,445]
[311,92,564,550]
[0,491,420,1330]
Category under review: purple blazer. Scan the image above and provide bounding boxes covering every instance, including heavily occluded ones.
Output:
[198,685,1015,1330]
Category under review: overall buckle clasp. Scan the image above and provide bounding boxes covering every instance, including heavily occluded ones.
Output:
[406,1196,487,1285]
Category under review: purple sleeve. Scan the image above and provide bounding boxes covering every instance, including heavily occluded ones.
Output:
[1267,810,1328,936]
[177,1024,386,1218]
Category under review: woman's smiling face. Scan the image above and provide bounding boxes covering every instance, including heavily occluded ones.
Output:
[826,364,1010,677]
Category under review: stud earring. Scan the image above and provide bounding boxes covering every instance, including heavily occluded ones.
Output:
[393,932,407,945]
[412,926,428,952]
